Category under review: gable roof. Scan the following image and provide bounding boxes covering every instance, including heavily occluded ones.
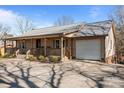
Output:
[21,23,83,37]
[66,20,112,37]
[6,20,113,40]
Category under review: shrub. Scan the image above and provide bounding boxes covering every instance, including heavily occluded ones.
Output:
[2,53,10,58]
[118,60,124,64]
[9,54,16,58]
[38,55,45,62]
[49,55,61,63]
[2,53,16,58]
[45,57,49,62]
[26,55,37,61]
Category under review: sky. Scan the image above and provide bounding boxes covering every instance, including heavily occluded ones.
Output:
[0,5,117,35]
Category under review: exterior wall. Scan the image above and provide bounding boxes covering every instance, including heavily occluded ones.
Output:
[16,39,43,49]
[101,37,105,61]
[72,38,76,58]
[16,40,20,48]
[26,39,32,49]
[105,27,116,63]
[11,36,106,61]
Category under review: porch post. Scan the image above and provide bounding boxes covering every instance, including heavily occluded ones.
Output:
[4,40,6,55]
[69,38,72,59]
[61,37,64,61]
[11,40,14,54]
[31,39,33,48]
[31,38,33,54]
[12,40,14,48]
[44,38,47,56]
[15,40,17,48]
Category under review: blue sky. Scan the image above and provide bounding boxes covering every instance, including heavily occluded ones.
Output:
[0,5,116,35]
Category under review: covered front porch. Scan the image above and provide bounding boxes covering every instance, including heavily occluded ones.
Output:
[4,36,73,61]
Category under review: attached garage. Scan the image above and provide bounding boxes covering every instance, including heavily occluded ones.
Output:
[76,39,101,60]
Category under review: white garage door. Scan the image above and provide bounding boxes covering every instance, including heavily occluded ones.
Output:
[76,39,101,60]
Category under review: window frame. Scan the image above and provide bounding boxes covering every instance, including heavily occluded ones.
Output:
[53,39,60,49]
[53,39,66,49]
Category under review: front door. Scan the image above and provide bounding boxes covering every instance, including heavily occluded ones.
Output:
[36,39,41,48]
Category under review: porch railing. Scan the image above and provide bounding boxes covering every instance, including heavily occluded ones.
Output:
[6,47,61,56]
[31,48,44,55]
[47,48,61,56]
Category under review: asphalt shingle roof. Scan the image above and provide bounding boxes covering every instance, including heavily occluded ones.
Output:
[6,20,113,39]
[21,23,83,37]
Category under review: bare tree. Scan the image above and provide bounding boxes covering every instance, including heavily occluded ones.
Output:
[109,6,124,61]
[0,23,11,40]
[0,23,11,47]
[16,17,34,34]
[54,16,74,26]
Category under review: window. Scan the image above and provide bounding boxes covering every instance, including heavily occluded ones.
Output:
[53,39,66,48]
[53,40,60,48]
[36,39,41,48]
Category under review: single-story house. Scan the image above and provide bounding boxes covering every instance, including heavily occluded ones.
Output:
[4,20,116,63]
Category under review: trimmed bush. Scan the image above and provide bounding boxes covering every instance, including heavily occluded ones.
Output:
[49,55,61,63]
[26,55,37,61]
[2,53,10,58]
[1,53,16,58]
[45,57,50,63]
[9,54,16,58]
[38,55,45,62]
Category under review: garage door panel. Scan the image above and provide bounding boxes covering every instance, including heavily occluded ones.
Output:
[76,39,101,60]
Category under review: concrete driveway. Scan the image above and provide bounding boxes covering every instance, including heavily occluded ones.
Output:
[0,58,124,88]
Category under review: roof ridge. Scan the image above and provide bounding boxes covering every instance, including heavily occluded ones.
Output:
[87,20,112,24]
[33,22,83,30]
[31,20,112,31]
[85,24,110,28]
